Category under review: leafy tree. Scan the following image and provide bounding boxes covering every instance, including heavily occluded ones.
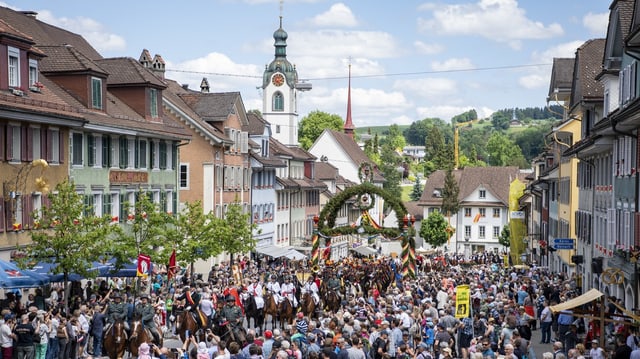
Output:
[499,225,511,248]
[113,190,173,269]
[513,125,552,163]
[165,201,227,270]
[381,124,406,151]
[298,111,344,150]
[403,117,448,145]
[451,109,478,125]
[491,112,510,130]
[420,211,450,248]
[219,199,258,262]
[441,169,460,217]
[379,143,403,203]
[22,180,119,311]
[424,126,453,169]
[410,176,423,201]
[486,132,528,168]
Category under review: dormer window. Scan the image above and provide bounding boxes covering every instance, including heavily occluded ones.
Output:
[150,88,158,118]
[91,77,103,109]
[8,47,20,88]
[29,59,38,86]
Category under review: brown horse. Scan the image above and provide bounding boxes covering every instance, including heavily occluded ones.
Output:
[278,297,295,326]
[300,293,316,320]
[323,289,341,312]
[103,320,127,359]
[129,319,162,357]
[177,310,203,342]
[264,294,279,330]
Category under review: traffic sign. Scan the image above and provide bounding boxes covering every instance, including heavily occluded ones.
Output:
[553,238,574,250]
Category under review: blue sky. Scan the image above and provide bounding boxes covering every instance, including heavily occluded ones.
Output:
[3,0,609,127]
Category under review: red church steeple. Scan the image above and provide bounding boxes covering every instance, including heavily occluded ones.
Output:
[344,63,355,139]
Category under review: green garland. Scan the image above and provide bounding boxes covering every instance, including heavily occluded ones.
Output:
[318,182,408,237]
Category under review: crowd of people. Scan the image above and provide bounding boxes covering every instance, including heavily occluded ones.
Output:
[0,253,638,359]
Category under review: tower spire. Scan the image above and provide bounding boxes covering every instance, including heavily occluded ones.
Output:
[344,60,355,139]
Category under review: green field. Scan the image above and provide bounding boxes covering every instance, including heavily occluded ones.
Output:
[355,125,410,137]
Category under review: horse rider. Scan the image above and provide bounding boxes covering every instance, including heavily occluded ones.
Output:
[302,275,320,305]
[220,295,244,340]
[105,292,129,333]
[176,286,200,313]
[327,274,341,295]
[266,275,282,304]
[246,277,265,310]
[280,276,298,308]
[135,294,161,345]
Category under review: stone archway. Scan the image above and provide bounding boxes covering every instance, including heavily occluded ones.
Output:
[310,181,417,278]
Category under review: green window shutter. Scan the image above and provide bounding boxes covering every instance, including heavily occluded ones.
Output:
[119,193,126,223]
[87,135,95,167]
[119,137,127,169]
[134,138,140,169]
[159,141,167,169]
[103,194,111,218]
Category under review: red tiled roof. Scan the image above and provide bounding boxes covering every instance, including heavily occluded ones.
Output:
[95,57,167,88]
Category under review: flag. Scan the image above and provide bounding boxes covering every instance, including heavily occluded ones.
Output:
[455,284,470,318]
[167,249,176,280]
[473,213,481,223]
[137,253,151,278]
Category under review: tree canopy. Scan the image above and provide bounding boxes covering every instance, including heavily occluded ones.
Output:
[420,211,451,248]
[298,111,344,150]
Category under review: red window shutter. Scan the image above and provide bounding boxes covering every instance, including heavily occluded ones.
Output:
[59,131,64,163]
[0,197,5,232]
[6,126,13,160]
[21,126,27,162]
[26,127,33,161]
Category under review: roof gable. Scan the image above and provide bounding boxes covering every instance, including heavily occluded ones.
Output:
[569,39,605,110]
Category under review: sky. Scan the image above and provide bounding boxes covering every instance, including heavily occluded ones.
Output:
[2,0,610,128]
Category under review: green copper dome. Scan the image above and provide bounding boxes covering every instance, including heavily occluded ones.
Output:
[263,17,298,89]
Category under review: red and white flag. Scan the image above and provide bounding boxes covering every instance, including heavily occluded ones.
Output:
[167,250,176,280]
[137,253,151,278]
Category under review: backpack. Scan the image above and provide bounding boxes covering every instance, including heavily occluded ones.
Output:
[369,337,382,359]
[409,321,422,337]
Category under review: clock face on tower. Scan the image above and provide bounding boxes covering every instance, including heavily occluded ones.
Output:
[272,73,285,87]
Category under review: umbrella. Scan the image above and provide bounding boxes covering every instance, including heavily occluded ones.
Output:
[20,261,83,282]
[0,260,50,288]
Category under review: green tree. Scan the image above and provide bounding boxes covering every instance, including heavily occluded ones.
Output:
[219,199,258,261]
[420,211,450,248]
[113,190,173,269]
[410,176,423,201]
[403,117,448,145]
[381,124,406,151]
[451,109,478,125]
[441,169,460,217]
[165,201,227,270]
[499,225,511,248]
[298,111,344,150]
[486,132,528,168]
[379,143,403,203]
[22,180,119,311]
[491,112,510,130]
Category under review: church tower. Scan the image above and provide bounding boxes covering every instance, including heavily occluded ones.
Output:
[262,14,311,146]
[344,63,355,139]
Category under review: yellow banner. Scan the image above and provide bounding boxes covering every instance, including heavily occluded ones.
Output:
[455,284,470,318]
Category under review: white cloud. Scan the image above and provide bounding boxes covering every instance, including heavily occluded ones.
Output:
[308,3,357,28]
[36,10,126,52]
[531,40,585,63]
[414,40,444,55]
[418,0,563,49]
[166,53,262,93]
[518,73,547,89]
[431,58,474,71]
[583,12,608,37]
[393,78,457,99]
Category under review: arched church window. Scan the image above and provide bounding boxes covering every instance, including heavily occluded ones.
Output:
[272,92,284,112]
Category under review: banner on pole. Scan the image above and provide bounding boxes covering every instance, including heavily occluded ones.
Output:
[167,250,176,280]
[137,254,151,278]
[455,284,470,318]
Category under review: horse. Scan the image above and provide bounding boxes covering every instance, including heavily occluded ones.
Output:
[129,319,161,357]
[102,320,127,359]
[323,289,341,312]
[241,293,264,331]
[278,297,295,326]
[300,292,316,320]
[176,310,203,342]
[263,293,279,330]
